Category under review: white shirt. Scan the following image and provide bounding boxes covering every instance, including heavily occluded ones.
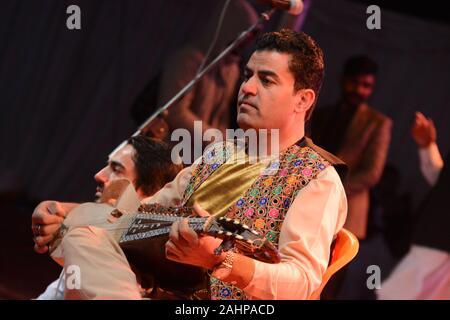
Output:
[418,142,444,186]
[377,143,449,300]
[143,163,347,300]
[36,272,65,300]
[243,167,347,299]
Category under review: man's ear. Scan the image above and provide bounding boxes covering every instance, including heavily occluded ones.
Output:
[294,89,315,114]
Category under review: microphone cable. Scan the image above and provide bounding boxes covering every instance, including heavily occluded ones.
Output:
[195,0,232,76]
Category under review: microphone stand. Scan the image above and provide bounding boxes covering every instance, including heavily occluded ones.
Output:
[110,8,276,157]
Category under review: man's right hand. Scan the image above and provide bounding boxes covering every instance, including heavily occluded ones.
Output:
[31,201,72,254]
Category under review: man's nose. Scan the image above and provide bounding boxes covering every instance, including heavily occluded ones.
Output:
[240,77,257,96]
[357,83,369,94]
[94,167,108,184]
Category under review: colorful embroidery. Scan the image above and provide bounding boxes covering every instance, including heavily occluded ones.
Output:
[182,142,235,204]
[183,142,331,300]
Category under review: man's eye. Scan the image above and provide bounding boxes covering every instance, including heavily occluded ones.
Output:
[242,73,250,81]
[111,165,121,173]
[261,77,271,85]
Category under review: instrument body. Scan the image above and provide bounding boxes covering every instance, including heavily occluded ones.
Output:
[49,180,280,296]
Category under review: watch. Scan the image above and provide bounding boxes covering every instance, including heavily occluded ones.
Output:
[211,249,237,281]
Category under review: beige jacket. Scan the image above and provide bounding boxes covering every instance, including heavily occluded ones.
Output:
[336,104,392,239]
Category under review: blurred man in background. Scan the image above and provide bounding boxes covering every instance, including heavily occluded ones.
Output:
[311,55,392,240]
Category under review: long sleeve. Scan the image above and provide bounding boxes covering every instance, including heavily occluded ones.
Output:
[345,117,392,195]
[418,142,444,186]
[242,166,348,300]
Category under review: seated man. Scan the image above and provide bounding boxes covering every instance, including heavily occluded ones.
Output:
[34,29,348,300]
[32,135,182,299]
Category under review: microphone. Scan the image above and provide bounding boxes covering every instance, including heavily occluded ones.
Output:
[258,0,304,15]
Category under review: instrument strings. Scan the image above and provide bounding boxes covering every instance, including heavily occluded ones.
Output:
[59,214,206,234]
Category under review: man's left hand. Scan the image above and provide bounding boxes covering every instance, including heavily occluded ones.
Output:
[411,111,437,148]
[165,203,225,270]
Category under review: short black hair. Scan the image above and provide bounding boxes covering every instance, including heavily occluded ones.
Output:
[127,135,182,196]
[343,55,378,77]
[254,29,325,120]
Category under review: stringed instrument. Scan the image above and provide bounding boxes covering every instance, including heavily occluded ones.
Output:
[49,180,280,297]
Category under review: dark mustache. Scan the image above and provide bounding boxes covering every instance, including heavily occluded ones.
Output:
[238,98,257,107]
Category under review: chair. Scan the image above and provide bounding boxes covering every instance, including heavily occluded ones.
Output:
[309,228,359,300]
